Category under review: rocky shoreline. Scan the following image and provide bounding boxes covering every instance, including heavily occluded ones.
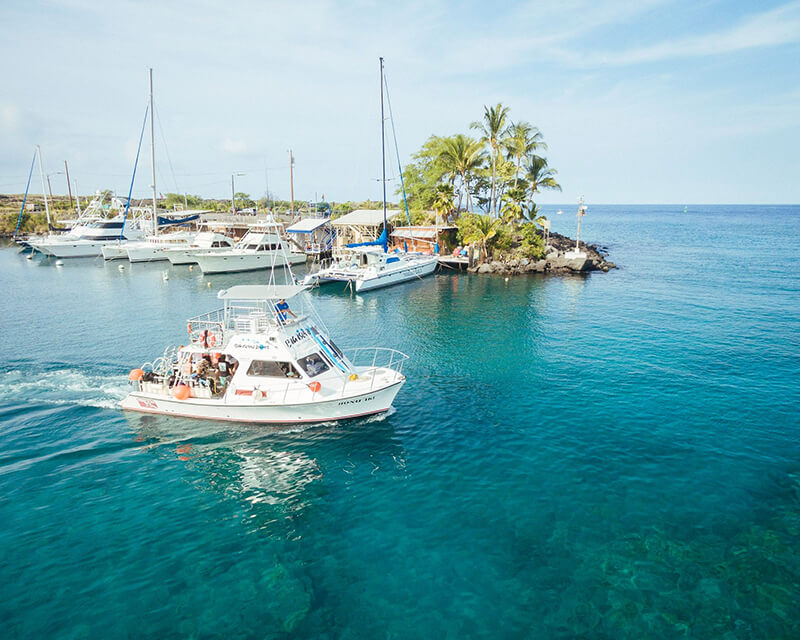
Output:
[468,231,616,276]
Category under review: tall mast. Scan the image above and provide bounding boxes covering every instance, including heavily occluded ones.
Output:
[36,145,52,227]
[380,57,387,249]
[149,68,158,235]
[64,160,73,210]
[289,149,295,216]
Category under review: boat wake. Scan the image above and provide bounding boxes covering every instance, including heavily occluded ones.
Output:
[0,367,129,410]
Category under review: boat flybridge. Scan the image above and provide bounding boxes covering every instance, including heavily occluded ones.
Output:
[192,218,306,274]
[121,285,408,423]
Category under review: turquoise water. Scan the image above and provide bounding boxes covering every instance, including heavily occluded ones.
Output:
[1,205,799,639]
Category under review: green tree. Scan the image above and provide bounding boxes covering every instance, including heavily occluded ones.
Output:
[471,103,510,218]
[438,134,486,214]
[503,121,546,187]
[500,185,527,227]
[432,183,455,224]
[457,212,501,263]
[234,192,255,209]
[398,135,450,211]
[524,155,561,212]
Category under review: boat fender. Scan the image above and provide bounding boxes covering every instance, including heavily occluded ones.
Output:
[348,373,358,381]
[187,323,192,335]
[253,389,265,401]
[173,384,191,400]
[308,381,321,393]
[129,368,144,381]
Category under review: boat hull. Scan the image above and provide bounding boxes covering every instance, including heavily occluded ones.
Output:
[101,244,129,260]
[29,240,108,258]
[195,251,306,274]
[355,257,438,291]
[120,380,403,424]
[167,247,230,265]
[126,245,171,263]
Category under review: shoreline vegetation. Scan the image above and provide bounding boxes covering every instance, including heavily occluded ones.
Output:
[1,103,616,275]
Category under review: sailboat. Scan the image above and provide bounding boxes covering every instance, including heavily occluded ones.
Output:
[303,58,438,292]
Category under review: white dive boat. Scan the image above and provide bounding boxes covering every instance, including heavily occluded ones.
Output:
[193,219,306,274]
[29,216,148,258]
[302,58,438,292]
[304,246,438,292]
[121,283,407,423]
[164,232,236,265]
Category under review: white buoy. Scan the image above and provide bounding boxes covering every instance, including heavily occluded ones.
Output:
[26,255,33,260]
[189,265,193,271]
[162,271,169,281]
[504,277,509,282]
[207,281,211,287]
[55,260,64,266]
[118,264,125,271]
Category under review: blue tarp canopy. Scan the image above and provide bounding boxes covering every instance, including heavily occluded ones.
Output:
[346,228,387,251]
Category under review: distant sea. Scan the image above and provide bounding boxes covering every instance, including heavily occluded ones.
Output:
[1,205,798,639]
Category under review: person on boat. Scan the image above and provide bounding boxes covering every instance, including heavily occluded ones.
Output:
[274,298,297,324]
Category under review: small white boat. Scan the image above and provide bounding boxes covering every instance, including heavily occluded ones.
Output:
[123,230,197,263]
[121,284,407,423]
[164,231,236,265]
[305,246,438,292]
[193,219,306,274]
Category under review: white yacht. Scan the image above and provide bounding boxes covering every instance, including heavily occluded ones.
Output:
[304,245,438,292]
[103,231,197,262]
[164,232,236,265]
[193,220,306,274]
[29,216,148,258]
[121,267,407,424]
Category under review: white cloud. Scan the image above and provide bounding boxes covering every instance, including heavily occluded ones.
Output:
[222,138,248,155]
[572,1,800,67]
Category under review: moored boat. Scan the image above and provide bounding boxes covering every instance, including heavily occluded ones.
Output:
[193,219,306,274]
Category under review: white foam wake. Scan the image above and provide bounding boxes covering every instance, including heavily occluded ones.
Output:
[0,368,129,410]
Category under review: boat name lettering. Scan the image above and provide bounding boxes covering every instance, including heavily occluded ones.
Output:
[284,329,313,348]
[337,395,375,406]
[232,341,267,350]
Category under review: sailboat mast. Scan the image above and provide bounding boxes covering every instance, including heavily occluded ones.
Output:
[36,145,52,226]
[380,57,387,247]
[149,68,158,235]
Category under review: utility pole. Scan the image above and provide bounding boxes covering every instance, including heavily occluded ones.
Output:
[231,174,236,213]
[64,160,73,209]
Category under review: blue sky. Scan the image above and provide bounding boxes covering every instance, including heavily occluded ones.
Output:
[1,0,798,204]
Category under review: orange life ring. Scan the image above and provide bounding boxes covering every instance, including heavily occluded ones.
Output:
[187,323,192,334]
[208,333,217,347]
[308,381,321,393]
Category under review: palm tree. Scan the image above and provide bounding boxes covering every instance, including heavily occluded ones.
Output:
[471,103,510,218]
[432,183,455,224]
[472,214,501,262]
[438,134,487,214]
[503,121,546,187]
[501,185,527,228]
[524,155,561,211]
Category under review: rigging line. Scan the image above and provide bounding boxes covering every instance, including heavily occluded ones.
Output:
[154,104,181,195]
[382,69,411,227]
[120,105,150,239]
[14,151,37,238]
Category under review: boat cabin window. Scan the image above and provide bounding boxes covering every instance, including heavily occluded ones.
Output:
[246,360,301,378]
[296,353,330,377]
[211,241,226,248]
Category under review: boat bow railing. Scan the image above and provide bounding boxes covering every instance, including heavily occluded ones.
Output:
[343,347,408,389]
